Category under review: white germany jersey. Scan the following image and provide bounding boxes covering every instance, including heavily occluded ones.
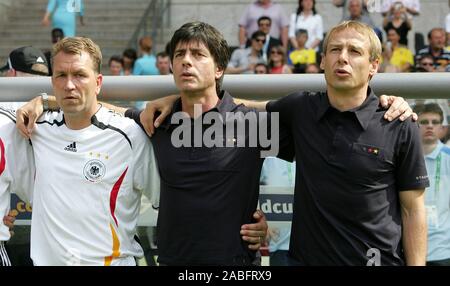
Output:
[30,106,159,266]
[0,108,34,242]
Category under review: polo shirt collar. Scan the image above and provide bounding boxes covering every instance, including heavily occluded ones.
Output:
[316,87,379,130]
[160,90,236,130]
[426,141,445,160]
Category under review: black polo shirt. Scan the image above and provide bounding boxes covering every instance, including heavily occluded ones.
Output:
[267,89,429,266]
[126,91,291,265]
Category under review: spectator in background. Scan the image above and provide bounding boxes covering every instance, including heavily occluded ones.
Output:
[289,29,316,73]
[268,46,291,74]
[239,0,289,49]
[44,28,65,75]
[344,0,375,28]
[248,16,282,62]
[226,31,266,74]
[108,55,123,76]
[333,0,370,21]
[42,0,84,37]
[288,0,323,52]
[416,28,450,72]
[156,52,171,75]
[413,103,450,266]
[383,1,412,46]
[305,63,320,73]
[133,36,159,75]
[122,48,137,76]
[416,54,435,72]
[260,158,296,266]
[51,28,65,44]
[254,63,269,74]
[382,28,414,72]
[381,0,420,17]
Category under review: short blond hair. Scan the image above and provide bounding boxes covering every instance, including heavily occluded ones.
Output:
[322,21,382,62]
[52,37,102,73]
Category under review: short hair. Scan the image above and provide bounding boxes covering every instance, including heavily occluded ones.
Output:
[139,36,153,53]
[51,28,64,43]
[428,28,445,39]
[295,29,308,37]
[156,51,169,59]
[168,22,230,95]
[413,103,444,122]
[108,55,123,66]
[122,48,137,61]
[257,16,272,25]
[322,21,382,62]
[52,37,102,74]
[251,30,266,40]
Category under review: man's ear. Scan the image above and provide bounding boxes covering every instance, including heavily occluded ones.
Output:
[215,66,224,80]
[95,73,103,96]
[369,59,380,77]
[319,54,325,70]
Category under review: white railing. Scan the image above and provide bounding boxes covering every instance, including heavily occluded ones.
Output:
[1,73,449,102]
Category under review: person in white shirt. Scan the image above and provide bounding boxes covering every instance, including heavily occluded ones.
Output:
[288,0,323,51]
[381,0,420,17]
[16,37,160,266]
[0,108,35,266]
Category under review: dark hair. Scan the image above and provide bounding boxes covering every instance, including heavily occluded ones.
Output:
[122,48,137,61]
[295,29,308,37]
[51,28,64,43]
[254,63,269,73]
[413,103,444,122]
[297,0,317,15]
[257,16,272,26]
[168,22,230,95]
[108,55,123,66]
[251,30,267,40]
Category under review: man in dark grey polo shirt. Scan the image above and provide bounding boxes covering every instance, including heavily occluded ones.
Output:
[141,21,428,266]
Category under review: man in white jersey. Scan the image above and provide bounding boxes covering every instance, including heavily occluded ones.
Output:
[16,37,160,266]
[0,108,35,266]
[0,46,49,266]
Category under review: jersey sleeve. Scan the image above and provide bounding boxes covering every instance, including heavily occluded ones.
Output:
[9,127,35,203]
[131,125,160,208]
[395,120,429,191]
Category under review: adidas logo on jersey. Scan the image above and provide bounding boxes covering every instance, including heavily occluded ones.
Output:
[64,142,77,152]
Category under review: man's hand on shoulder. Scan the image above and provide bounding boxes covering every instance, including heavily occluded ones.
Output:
[140,94,179,137]
[379,95,418,122]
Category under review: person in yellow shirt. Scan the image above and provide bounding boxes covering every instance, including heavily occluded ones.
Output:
[383,28,413,72]
[288,29,316,73]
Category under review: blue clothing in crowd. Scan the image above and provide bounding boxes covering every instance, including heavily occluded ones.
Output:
[47,0,84,37]
[424,141,450,262]
[133,54,159,76]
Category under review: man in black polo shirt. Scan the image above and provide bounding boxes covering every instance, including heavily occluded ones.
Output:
[252,21,429,266]
[142,21,428,266]
[125,22,291,265]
